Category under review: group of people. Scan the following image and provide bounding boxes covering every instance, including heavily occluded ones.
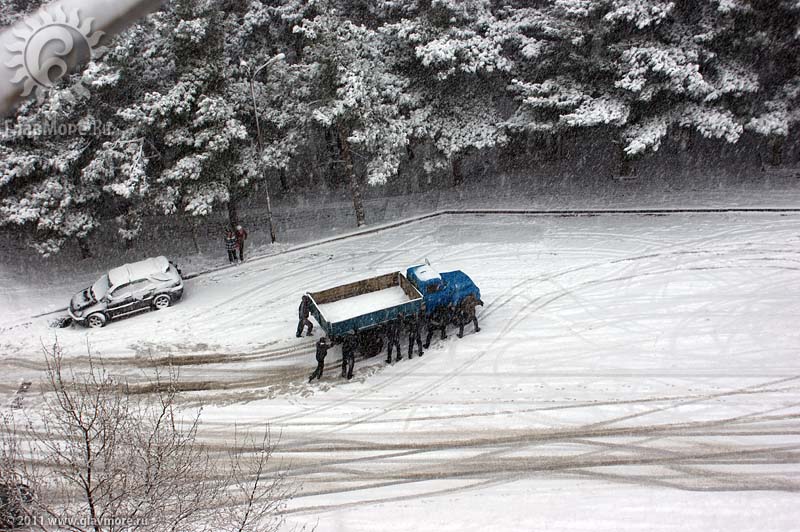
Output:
[385,311,425,363]
[305,295,484,383]
[307,331,360,381]
[224,225,249,264]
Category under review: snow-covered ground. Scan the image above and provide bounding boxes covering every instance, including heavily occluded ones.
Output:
[3,212,800,531]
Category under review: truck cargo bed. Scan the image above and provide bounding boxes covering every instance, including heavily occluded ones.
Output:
[307,272,423,339]
[317,285,410,322]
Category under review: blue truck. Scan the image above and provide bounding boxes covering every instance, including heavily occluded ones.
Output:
[304,264,482,355]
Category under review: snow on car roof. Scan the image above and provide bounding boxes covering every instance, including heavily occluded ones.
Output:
[108,256,170,287]
[412,264,441,282]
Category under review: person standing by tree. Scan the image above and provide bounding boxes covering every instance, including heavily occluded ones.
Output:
[224,228,238,264]
[296,295,314,337]
[308,337,330,382]
[235,224,248,262]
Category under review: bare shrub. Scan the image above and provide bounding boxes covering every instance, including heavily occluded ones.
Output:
[1,342,293,532]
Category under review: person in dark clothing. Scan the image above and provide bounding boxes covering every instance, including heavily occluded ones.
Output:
[235,224,248,262]
[308,337,330,382]
[407,311,424,358]
[423,306,451,348]
[386,318,402,363]
[296,295,314,337]
[457,295,484,338]
[224,228,238,263]
[341,331,357,380]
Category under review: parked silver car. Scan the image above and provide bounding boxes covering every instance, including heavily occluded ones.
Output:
[68,256,184,328]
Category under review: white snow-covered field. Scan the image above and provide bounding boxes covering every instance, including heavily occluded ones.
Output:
[2,212,800,531]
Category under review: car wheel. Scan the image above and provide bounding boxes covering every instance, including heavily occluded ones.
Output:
[153,294,172,310]
[87,313,107,328]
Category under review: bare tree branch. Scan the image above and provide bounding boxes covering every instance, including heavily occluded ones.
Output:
[2,342,292,532]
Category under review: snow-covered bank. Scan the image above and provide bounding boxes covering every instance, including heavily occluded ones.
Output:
[3,212,799,531]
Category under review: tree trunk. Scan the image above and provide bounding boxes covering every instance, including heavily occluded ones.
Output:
[618,146,636,178]
[679,128,692,152]
[190,220,201,254]
[279,168,288,192]
[227,195,239,228]
[326,127,342,187]
[770,136,784,166]
[77,236,92,259]
[452,155,464,187]
[556,132,567,159]
[338,123,366,228]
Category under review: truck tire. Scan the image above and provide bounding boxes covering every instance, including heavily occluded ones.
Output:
[358,330,384,358]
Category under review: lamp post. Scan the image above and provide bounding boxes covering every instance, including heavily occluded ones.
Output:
[245,52,284,244]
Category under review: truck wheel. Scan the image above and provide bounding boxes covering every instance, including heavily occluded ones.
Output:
[153,294,172,310]
[359,331,384,358]
[86,313,107,329]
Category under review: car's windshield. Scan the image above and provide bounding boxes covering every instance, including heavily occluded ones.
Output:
[90,275,110,301]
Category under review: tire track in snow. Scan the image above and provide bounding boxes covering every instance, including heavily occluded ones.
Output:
[300,240,800,441]
[278,248,799,440]
[277,413,800,515]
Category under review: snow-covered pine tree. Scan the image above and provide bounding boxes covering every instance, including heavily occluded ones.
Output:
[597,0,798,169]
[294,5,417,226]
[0,96,101,257]
[388,0,511,186]
[230,1,318,200]
[503,0,772,174]
[729,1,800,166]
[0,0,40,26]
[117,0,252,231]
[77,11,174,249]
[746,79,800,166]
[3,0,800,259]
[0,5,128,257]
[611,2,745,160]
[501,1,625,169]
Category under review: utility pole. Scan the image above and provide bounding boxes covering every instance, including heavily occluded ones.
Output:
[246,53,284,244]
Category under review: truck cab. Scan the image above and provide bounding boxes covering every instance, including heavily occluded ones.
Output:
[406,264,481,316]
